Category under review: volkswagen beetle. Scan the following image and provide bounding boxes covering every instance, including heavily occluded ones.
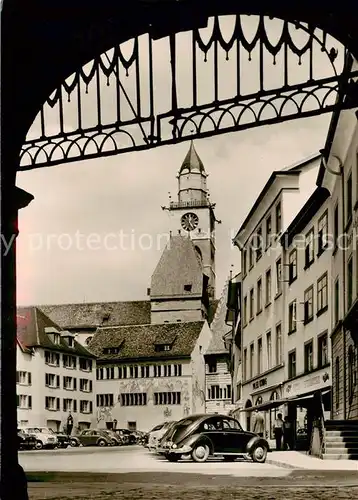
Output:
[159,414,269,463]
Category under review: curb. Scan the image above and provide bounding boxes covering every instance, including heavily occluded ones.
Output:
[266,459,305,470]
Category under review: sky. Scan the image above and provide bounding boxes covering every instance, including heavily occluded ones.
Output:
[15,16,343,306]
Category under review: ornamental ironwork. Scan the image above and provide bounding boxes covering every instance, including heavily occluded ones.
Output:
[20,15,358,170]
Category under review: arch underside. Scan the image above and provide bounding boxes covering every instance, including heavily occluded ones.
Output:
[20,15,358,171]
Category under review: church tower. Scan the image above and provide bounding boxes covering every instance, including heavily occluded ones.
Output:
[164,141,217,299]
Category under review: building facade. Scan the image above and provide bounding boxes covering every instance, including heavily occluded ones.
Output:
[233,154,321,440]
[90,321,212,431]
[279,187,332,437]
[318,64,358,421]
[204,278,234,415]
[16,307,97,431]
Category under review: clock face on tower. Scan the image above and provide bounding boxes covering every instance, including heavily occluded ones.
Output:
[181,212,199,231]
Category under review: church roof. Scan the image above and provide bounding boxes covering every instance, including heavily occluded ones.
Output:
[89,321,205,361]
[150,235,204,298]
[205,279,231,356]
[179,141,205,175]
[39,300,151,329]
[17,306,95,357]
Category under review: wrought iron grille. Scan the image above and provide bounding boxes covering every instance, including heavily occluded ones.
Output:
[20,15,358,170]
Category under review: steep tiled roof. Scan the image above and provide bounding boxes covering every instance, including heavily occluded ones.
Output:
[39,300,151,329]
[151,235,203,298]
[207,299,220,325]
[17,307,96,358]
[205,280,231,356]
[89,321,205,361]
[179,140,205,174]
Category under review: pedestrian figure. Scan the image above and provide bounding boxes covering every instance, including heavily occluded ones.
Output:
[253,410,265,437]
[66,413,73,436]
[273,413,284,451]
[283,416,293,450]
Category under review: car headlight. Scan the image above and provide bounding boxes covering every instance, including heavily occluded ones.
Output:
[172,443,177,449]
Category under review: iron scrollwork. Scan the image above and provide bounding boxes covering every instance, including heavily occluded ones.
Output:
[20,15,357,170]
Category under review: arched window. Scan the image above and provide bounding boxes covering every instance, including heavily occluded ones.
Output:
[348,346,354,403]
[255,396,263,406]
[85,336,93,346]
[335,357,340,410]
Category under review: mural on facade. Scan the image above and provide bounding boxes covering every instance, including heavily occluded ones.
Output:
[96,374,193,422]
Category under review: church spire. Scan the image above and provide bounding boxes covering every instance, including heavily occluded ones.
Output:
[179,140,206,175]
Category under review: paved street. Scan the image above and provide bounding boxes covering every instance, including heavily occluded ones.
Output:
[21,445,358,500]
[20,444,288,476]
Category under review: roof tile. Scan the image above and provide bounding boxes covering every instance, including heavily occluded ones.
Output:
[89,321,205,361]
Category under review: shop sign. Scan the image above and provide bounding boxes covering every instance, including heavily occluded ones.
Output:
[284,371,330,398]
[252,377,267,391]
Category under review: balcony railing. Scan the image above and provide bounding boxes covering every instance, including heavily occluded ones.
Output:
[169,200,211,209]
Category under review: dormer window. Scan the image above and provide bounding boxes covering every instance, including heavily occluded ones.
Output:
[155,344,171,352]
[103,347,121,355]
[53,334,60,345]
[184,284,192,292]
[67,337,74,347]
[102,313,110,325]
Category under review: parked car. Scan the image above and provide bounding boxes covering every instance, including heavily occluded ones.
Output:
[53,431,70,448]
[147,421,175,451]
[76,429,113,447]
[158,414,270,463]
[19,427,58,450]
[17,429,36,450]
[113,429,136,445]
[68,435,81,447]
[99,430,123,446]
[132,431,146,444]
[157,421,178,452]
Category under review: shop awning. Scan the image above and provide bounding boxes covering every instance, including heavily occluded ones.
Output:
[242,389,330,412]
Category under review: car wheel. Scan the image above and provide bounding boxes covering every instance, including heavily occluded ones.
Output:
[223,456,236,462]
[97,439,107,447]
[191,443,210,463]
[251,444,268,463]
[166,453,180,462]
[35,440,43,450]
[70,439,78,447]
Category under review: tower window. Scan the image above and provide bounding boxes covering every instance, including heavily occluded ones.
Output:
[184,284,192,292]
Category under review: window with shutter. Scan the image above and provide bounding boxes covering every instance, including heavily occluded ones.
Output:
[57,398,60,410]
[28,396,32,408]
[28,372,32,385]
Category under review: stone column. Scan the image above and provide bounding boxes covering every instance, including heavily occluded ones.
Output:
[1,185,34,500]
